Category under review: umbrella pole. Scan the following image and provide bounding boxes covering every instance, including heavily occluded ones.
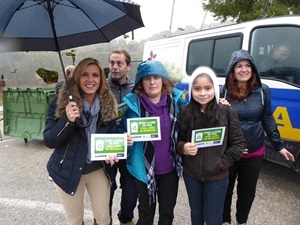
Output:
[45,1,67,81]
[57,49,91,128]
[46,0,91,128]
[57,51,65,77]
[58,50,68,81]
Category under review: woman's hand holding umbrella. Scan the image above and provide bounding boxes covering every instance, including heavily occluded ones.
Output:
[66,101,80,123]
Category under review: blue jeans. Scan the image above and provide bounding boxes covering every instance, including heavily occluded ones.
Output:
[183,172,228,225]
[110,159,138,223]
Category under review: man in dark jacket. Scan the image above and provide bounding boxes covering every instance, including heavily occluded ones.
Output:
[107,49,137,225]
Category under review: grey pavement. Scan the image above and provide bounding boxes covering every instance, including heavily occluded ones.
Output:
[0,112,300,224]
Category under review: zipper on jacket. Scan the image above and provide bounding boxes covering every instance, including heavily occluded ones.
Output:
[118,85,122,104]
[97,121,113,187]
[59,142,71,171]
[97,122,102,130]
[57,121,71,136]
[102,162,113,187]
[199,149,204,181]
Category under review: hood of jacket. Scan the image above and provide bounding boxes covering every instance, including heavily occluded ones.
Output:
[55,81,118,122]
[225,49,261,88]
[189,66,220,103]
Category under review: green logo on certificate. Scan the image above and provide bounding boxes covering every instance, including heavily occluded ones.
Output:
[127,117,161,141]
[191,127,225,148]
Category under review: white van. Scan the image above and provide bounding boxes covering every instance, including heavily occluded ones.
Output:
[143,15,300,171]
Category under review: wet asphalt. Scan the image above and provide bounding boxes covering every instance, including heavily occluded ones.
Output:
[0,114,299,225]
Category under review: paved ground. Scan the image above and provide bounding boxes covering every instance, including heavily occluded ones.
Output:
[0,113,300,225]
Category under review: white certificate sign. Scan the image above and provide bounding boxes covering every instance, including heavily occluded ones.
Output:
[191,126,225,148]
[91,133,127,160]
[127,117,161,141]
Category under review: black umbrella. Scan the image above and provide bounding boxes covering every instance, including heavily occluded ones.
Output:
[0,0,144,79]
[0,0,144,127]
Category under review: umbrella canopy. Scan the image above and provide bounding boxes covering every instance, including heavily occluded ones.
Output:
[0,0,144,128]
[0,0,144,52]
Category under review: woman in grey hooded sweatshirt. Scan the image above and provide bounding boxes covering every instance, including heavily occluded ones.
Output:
[221,49,295,225]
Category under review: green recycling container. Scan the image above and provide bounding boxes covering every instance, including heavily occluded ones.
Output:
[3,87,56,141]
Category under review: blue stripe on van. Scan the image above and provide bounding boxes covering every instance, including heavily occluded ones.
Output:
[270,88,300,130]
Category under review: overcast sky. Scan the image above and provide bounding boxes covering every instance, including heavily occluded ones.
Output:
[131,0,216,40]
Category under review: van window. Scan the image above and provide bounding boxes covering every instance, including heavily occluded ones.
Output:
[250,26,300,86]
[187,39,213,75]
[186,35,242,76]
[213,36,242,76]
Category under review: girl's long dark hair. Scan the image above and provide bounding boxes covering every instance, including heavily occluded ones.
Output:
[181,96,220,140]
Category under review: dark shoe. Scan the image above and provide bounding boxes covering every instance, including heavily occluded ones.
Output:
[94,218,98,225]
[93,218,112,225]
[120,221,135,225]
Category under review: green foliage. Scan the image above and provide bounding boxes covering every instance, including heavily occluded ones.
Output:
[64,49,76,65]
[103,67,110,78]
[203,0,300,22]
[36,68,58,84]
[164,62,182,82]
